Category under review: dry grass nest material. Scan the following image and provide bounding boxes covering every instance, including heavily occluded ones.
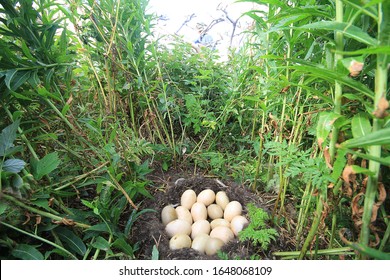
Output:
[131,176,268,260]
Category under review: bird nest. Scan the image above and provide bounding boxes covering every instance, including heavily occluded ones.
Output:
[130,176,269,260]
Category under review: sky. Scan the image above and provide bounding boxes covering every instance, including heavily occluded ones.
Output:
[146,0,261,56]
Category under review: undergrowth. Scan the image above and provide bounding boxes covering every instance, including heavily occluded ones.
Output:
[0,0,389,260]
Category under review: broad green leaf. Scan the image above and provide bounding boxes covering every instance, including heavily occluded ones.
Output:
[112,238,134,257]
[341,127,390,148]
[21,41,35,61]
[4,70,32,91]
[91,236,111,251]
[11,244,44,260]
[85,223,110,234]
[2,159,26,173]
[81,199,95,210]
[316,112,341,147]
[299,21,378,46]
[0,203,8,215]
[290,63,375,99]
[0,119,20,157]
[351,113,372,139]
[31,152,61,180]
[55,227,86,257]
[331,149,347,181]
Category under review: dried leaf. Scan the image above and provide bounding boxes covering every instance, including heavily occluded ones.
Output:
[372,96,389,119]
[317,138,324,149]
[53,218,76,226]
[48,197,54,207]
[23,212,31,225]
[324,146,333,169]
[342,165,354,197]
[280,85,290,93]
[66,94,73,105]
[35,215,42,226]
[349,60,364,77]
[370,183,386,222]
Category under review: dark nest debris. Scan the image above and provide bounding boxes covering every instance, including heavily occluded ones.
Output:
[130,176,271,260]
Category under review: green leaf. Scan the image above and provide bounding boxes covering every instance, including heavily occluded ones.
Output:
[0,203,8,215]
[111,238,134,257]
[11,244,44,260]
[340,148,390,166]
[2,159,26,173]
[151,245,159,260]
[85,223,110,233]
[331,149,347,181]
[291,62,375,99]
[340,127,390,148]
[348,165,375,176]
[344,241,390,260]
[351,113,372,139]
[0,119,20,157]
[299,21,378,46]
[31,152,61,180]
[91,236,111,251]
[4,70,32,91]
[316,112,341,147]
[54,227,86,257]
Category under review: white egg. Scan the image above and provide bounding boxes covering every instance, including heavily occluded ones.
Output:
[215,191,230,210]
[191,220,210,239]
[169,234,192,250]
[161,205,178,226]
[210,218,230,229]
[191,202,207,222]
[210,226,234,244]
[197,189,216,206]
[176,206,193,225]
[223,201,242,222]
[181,189,197,209]
[207,204,223,220]
[191,233,210,254]
[165,219,192,238]
[230,215,249,236]
[205,237,224,255]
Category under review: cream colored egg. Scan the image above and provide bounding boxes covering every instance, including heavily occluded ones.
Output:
[197,189,216,206]
[191,233,210,254]
[223,201,242,222]
[169,234,192,250]
[230,215,249,236]
[176,206,193,225]
[210,226,234,244]
[191,202,207,222]
[165,219,191,238]
[215,191,230,210]
[181,189,197,210]
[207,204,223,220]
[210,218,230,230]
[205,237,224,255]
[161,205,178,226]
[191,220,210,239]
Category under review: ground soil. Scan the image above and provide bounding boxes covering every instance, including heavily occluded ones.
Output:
[131,168,295,260]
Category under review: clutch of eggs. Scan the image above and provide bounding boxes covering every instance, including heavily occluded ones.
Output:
[161,189,249,255]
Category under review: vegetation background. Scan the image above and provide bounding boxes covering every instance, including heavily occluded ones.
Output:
[0,0,389,260]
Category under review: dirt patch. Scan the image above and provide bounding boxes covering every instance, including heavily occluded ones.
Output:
[131,175,271,260]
